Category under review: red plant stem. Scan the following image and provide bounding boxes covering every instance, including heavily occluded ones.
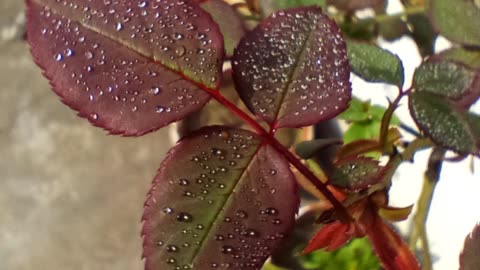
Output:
[204,88,352,222]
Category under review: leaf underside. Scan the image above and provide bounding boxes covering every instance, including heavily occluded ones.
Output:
[26,0,224,136]
[232,7,351,129]
[142,126,299,270]
[460,224,480,270]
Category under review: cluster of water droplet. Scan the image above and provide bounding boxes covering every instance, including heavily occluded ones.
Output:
[31,0,223,133]
[143,128,295,269]
[232,8,350,127]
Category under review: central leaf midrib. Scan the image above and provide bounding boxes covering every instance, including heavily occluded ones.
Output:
[271,24,317,124]
[188,143,263,267]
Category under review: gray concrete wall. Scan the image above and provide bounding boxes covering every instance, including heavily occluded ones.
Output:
[1,2,172,269]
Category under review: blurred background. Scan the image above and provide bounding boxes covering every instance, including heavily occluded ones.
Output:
[0,0,479,270]
[1,1,171,269]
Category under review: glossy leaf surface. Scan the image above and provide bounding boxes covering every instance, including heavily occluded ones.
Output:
[460,224,480,270]
[199,0,246,57]
[347,40,404,87]
[409,91,479,155]
[232,7,351,129]
[430,0,480,47]
[330,157,385,192]
[142,126,298,270]
[413,62,477,101]
[27,0,224,136]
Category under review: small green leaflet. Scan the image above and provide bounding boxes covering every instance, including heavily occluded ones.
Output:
[347,40,404,87]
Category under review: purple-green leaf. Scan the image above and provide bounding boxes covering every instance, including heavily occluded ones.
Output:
[142,126,299,270]
[409,91,478,155]
[329,157,385,192]
[347,40,404,87]
[431,48,480,70]
[460,224,480,270]
[413,61,480,108]
[232,7,351,129]
[429,0,480,47]
[199,0,247,57]
[26,0,224,136]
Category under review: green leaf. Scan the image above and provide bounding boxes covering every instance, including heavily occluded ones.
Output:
[330,157,385,192]
[430,0,480,46]
[344,122,381,144]
[341,98,400,146]
[413,62,476,99]
[142,127,299,270]
[340,98,371,123]
[460,224,480,270]
[409,91,478,154]
[300,238,381,270]
[347,40,404,87]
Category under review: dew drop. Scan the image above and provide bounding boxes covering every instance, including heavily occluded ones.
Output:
[85,51,94,59]
[155,106,165,113]
[246,229,260,238]
[65,49,74,57]
[177,178,190,186]
[54,53,64,61]
[116,22,124,31]
[175,46,186,57]
[163,207,174,214]
[166,245,179,253]
[221,245,235,254]
[235,210,248,219]
[150,87,161,95]
[172,33,184,40]
[265,207,278,216]
[177,212,193,222]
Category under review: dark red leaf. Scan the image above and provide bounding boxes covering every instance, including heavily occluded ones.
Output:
[366,214,421,270]
[460,224,480,270]
[232,7,351,129]
[27,0,224,136]
[142,126,299,270]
